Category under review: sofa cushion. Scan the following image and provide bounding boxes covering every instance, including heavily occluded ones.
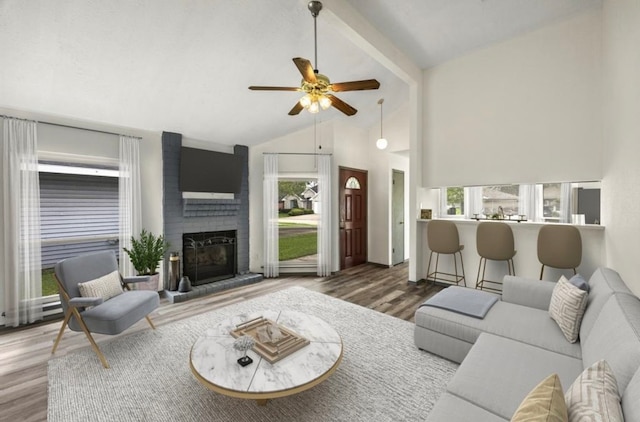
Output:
[415,300,582,359]
[426,392,508,422]
[446,333,583,420]
[548,276,588,343]
[580,268,633,342]
[581,293,640,395]
[71,290,159,335]
[565,360,623,422]
[511,373,568,422]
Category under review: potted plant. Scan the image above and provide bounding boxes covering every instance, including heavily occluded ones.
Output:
[122,229,169,291]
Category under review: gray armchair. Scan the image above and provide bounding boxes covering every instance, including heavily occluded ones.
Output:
[51,250,160,368]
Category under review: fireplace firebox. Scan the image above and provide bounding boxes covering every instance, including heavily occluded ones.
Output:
[182,230,237,286]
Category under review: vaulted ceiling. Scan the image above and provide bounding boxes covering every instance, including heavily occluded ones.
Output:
[0,0,601,146]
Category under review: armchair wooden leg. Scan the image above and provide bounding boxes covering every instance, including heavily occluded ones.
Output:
[71,308,110,369]
[145,315,156,330]
[51,310,73,355]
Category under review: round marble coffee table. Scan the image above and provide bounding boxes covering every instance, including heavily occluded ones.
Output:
[190,310,343,405]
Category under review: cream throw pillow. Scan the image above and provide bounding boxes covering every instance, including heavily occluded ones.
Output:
[511,373,568,422]
[78,270,123,301]
[549,275,588,343]
[565,360,624,422]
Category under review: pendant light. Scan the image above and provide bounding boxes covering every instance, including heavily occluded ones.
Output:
[376,98,388,150]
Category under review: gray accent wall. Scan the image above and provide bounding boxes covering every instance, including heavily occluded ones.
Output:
[162,132,250,287]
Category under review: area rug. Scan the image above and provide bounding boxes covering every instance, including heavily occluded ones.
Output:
[48,287,457,421]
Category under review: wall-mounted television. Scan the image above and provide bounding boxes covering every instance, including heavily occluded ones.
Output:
[179,147,243,194]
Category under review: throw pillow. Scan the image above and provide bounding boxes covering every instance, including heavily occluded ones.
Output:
[568,274,589,292]
[511,373,568,422]
[78,270,123,302]
[565,360,624,422]
[549,275,588,343]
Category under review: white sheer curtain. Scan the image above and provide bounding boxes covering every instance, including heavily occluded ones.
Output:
[439,188,448,217]
[119,135,142,278]
[560,182,572,224]
[519,184,544,222]
[263,154,279,277]
[316,155,332,276]
[2,118,43,327]
[464,186,483,218]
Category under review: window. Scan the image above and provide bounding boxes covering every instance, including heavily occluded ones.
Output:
[345,176,361,189]
[277,179,318,267]
[480,185,519,217]
[542,183,562,221]
[39,162,119,306]
[442,187,464,216]
[438,181,600,224]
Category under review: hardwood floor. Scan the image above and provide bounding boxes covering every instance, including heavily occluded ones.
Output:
[0,262,441,422]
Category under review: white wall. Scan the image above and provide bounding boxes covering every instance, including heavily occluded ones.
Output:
[423,10,603,188]
[601,0,640,296]
[366,104,411,265]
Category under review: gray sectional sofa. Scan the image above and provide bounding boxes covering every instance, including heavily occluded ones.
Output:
[414,268,640,421]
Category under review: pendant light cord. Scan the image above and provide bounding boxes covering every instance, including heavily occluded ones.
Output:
[379,98,384,137]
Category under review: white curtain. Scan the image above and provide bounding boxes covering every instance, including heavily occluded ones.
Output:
[2,118,43,327]
[316,155,332,276]
[519,184,544,222]
[464,186,483,218]
[119,135,142,278]
[263,154,279,277]
[560,182,572,224]
[439,188,448,217]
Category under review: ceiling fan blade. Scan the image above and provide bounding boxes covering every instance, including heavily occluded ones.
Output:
[326,94,357,116]
[248,86,301,91]
[293,57,317,84]
[330,79,380,92]
[288,101,304,116]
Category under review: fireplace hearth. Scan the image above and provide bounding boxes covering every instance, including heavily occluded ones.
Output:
[183,230,237,286]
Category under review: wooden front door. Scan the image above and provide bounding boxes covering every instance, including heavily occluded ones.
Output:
[339,167,368,269]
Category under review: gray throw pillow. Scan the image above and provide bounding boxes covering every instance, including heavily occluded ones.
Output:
[569,274,589,292]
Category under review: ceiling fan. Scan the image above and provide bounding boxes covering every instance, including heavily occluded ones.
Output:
[248,1,380,116]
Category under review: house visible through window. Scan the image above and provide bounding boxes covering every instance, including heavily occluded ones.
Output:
[39,162,119,306]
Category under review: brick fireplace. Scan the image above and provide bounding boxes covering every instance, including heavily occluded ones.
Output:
[161,132,260,302]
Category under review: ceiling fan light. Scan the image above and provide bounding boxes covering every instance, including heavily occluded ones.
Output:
[319,95,332,110]
[308,101,320,114]
[376,138,388,150]
[300,94,313,108]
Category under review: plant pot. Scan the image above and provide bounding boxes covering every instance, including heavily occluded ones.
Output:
[134,273,160,291]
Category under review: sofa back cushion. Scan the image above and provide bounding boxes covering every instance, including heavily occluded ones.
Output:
[581,293,640,395]
[580,268,633,342]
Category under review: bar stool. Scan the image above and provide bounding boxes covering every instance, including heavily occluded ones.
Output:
[475,222,516,293]
[426,220,466,286]
[537,225,582,280]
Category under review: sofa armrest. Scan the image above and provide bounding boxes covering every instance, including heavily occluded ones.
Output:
[501,276,556,311]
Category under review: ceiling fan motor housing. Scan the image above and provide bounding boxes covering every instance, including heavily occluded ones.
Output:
[302,73,330,95]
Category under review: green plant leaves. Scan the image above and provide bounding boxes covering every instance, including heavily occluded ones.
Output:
[122,229,169,275]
